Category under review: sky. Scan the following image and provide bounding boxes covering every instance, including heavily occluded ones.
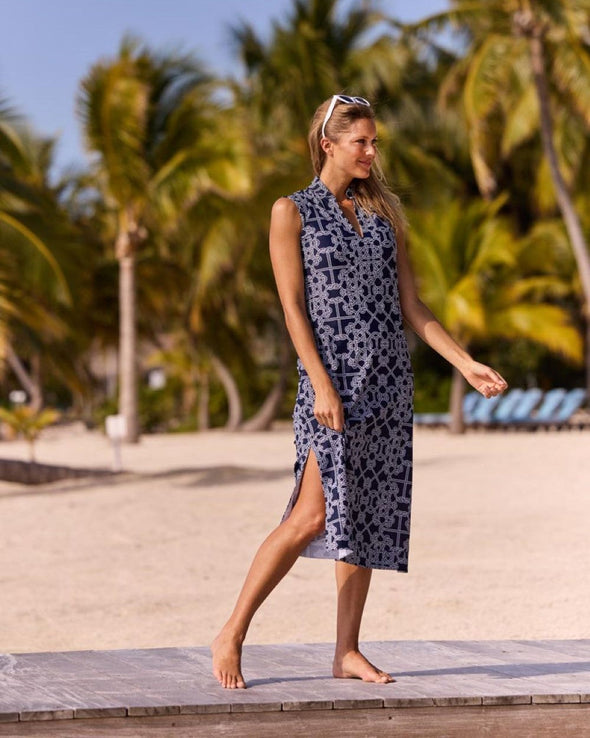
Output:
[0,0,449,175]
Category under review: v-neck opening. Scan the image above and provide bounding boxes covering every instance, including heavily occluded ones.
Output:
[314,176,365,240]
[338,201,364,238]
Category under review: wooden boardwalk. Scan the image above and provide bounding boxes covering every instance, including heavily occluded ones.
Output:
[2,640,590,736]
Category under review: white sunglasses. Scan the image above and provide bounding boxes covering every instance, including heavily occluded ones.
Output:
[321,95,371,139]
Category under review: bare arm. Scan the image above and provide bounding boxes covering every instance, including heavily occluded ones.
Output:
[396,232,507,397]
[269,198,345,431]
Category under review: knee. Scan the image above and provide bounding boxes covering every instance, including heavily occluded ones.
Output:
[305,511,325,540]
[289,510,325,543]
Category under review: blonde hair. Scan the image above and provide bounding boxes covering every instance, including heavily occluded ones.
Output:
[308,97,407,237]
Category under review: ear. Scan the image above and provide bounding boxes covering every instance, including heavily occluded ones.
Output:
[320,137,333,156]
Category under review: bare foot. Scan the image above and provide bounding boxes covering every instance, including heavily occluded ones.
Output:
[211,628,246,689]
[333,650,395,683]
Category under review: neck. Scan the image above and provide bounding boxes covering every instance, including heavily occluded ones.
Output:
[319,168,353,202]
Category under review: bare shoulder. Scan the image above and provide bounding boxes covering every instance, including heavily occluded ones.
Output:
[271,196,301,228]
[270,197,301,242]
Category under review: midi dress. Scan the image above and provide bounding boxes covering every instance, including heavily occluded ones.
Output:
[282,176,414,572]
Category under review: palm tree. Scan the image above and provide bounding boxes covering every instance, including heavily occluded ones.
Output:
[0,406,60,462]
[77,37,240,441]
[405,0,590,391]
[0,97,78,407]
[408,197,582,432]
[231,0,383,135]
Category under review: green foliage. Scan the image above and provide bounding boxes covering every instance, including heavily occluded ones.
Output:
[411,345,453,412]
[0,405,60,438]
[0,405,60,461]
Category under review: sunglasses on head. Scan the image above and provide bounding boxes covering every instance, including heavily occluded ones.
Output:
[321,95,371,139]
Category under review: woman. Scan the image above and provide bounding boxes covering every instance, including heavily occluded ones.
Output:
[212,94,507,689]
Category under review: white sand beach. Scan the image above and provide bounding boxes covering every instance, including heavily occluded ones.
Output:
[0,425,588,654]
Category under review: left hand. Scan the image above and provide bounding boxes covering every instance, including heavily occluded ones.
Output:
[462,360,508,398]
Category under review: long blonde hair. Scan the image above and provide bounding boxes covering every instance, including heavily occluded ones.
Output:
[308,96,407,237]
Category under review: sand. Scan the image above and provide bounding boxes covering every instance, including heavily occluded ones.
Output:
[0,424,588,654]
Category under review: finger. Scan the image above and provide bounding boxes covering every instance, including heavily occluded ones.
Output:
[491,370,508,386]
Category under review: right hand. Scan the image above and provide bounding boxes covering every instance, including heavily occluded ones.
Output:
[313,383,345,432]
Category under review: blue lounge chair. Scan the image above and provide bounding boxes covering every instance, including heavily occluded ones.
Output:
[552,388,586,427]
[413,411,450,427]
[490,388,525,424]
[469,394,503,426]
[414,391,481,427]
[501,387,543,426]
[464,391,485,423]
[520,388,567,429]
[530,388,587,429]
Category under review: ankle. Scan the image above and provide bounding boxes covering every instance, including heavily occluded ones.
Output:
[219,620,247,644]
[334,645,360,660]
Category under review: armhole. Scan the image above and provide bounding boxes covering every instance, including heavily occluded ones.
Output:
[287,194,305,232]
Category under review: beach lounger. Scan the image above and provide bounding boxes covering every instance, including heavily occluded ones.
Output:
[414,391,481,427]
[501,387,543,426]
[517,387,566,429]
[468,393,503,426]
[551,388,587,428]
[528,387,587,430]
[413,411,448,427]
[489,388,525,424]
[464,391,484,423]
[415,387,587,431]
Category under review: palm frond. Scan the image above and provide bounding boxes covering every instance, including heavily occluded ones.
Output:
[487,302,582,362]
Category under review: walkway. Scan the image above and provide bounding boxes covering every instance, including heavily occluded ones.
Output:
[2,640,590,735]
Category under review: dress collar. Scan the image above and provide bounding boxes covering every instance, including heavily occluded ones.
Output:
[310,176,356,204]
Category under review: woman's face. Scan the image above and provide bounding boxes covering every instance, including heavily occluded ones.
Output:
[325,118,377,180]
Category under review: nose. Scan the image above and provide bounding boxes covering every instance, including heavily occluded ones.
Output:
[364,142,376,157]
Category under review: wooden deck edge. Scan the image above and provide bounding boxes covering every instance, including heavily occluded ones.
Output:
[3,692,590,725]
[5,704,590,738]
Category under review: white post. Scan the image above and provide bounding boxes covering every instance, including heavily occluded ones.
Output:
[105,414,127,472]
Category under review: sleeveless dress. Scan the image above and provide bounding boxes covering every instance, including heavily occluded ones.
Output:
[282,176,414,572]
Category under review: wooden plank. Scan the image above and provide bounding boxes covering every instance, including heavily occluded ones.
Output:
[2,705,590,737]
[19,711,73,722]
[74,708,127,719]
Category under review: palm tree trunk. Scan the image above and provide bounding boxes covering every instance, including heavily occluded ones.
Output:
[5,345,43,411]
[181,381,198,417]
[197,371,210,430]
[31,354,42,412]
[449,365,466,434]
[119,254,139,442]
[529,33,590,392]
[210,353,242,430]
[240,335,292,431]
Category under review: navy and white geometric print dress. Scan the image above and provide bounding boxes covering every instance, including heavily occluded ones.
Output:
[281,176,414,572]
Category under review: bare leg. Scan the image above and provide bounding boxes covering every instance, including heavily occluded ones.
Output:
[211,449,325,689]
[332,561,394,683]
